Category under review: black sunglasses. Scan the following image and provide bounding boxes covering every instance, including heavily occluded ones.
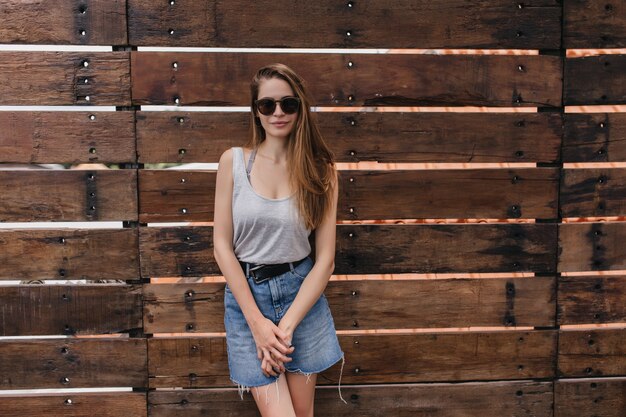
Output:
[254,96,301,116]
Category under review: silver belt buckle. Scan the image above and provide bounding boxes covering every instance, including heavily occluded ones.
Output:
[249,263,270,284]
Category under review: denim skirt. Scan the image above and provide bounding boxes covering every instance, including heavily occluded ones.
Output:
[224,255,345,388]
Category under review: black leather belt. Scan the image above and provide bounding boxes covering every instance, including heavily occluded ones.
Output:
[239,256,309,284]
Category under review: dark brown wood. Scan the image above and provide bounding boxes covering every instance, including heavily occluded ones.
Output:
[563,113,626,162]
[131,52,562,107]
[139,224,557,277]
[564,0,626,48]
[137,111,562,164]
[0,111,136,164]
[0,285,143,336]
[0,393,146,417]
[0,228,139,280]
[149,381,553,417]
[558,276,626,325]
[148,330,556,387]
[558,328,626,377]
[129,0,560,49]
[0,52,130,106]
[0,338,147,389]
[0,170,137,221]
[144,277,555,333]
[555,377,626,417]
[564,55,626,106]
[559,222,626,272]
[560,168,626,217]
[0,0,127,45]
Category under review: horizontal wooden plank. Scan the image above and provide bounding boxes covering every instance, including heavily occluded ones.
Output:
[564,0,626,48]
[0,52,130,106]
[563,113,626,162]
[0,170,137,222]
[560,168,626,217]
[0,338,147,389]
[131,52,562,107]
[149,380,553,417]
[0,111,136,164]
[558,222,626,272]
[137,111,562,164]
[0,285,143,336]
[555,377,626,417]
[129,0,560,49]
[564,55,626,106]
[558,328,626,377]
[148,330,556,387]
[139,224,558,277]
[143,277,555,333]
[0,0,127,45]
[558,276,626,325]
[139,168,559,222]
[0,392,147,417]
[0,229,139,281]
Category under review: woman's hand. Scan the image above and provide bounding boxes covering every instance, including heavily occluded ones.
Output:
[250,317,294,377]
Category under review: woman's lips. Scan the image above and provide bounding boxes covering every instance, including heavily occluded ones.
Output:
[271,122,288,127]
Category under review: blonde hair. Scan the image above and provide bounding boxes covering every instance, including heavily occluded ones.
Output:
[245,63,336,230]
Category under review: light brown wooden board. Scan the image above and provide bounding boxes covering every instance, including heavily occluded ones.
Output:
[0,111,136,164]
[131,52,562,107]
[0,285,143,336]
[0,338,147,389]
[560,168,626,217]
[138,168,559,222]
[149,381,553,417]
[148,330,556,387]
[558,223,626,272]
[137,111,562,164]
[0,52,130,106]
[558,328,626,377]
[143,277,555,333]
[563,113,626,162]
[0,228,139,281]
[564,55,626,106]
[0,170,137,222]
[555,377,626,417]
[139,224,557,277]
[564,0,626,48]
[558,275,626,325]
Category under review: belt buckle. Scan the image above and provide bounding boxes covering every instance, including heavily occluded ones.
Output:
[249,264,270,284]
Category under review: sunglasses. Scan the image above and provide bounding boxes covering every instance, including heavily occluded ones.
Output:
[255,96,301,116]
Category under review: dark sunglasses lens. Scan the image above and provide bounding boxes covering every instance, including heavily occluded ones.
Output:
[257,99,276,116]
[281,97,300,114]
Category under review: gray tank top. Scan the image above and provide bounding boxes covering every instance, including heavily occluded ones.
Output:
[231,147,311,264]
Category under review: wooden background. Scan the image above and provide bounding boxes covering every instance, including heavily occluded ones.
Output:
[1,0,625,415]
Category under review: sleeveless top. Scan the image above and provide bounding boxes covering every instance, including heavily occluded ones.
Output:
[231,147,311,264]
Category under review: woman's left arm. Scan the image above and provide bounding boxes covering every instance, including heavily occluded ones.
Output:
[278,169,338,339]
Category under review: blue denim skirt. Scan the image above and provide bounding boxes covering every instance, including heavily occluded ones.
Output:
[224,256,345,389]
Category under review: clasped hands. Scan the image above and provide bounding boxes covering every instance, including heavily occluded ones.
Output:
[251,317,295,378]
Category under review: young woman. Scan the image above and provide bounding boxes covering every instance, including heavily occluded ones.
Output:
[213,63,346,416]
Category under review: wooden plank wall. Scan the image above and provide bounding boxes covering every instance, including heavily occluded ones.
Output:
[1,0,625,415]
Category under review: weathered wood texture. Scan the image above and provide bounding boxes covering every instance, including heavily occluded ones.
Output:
[0,338,147,389]
[558,328,626,378]
[148,331,556,387]
[563,113,626,162]
[0,170,138,222]
[0,0,127,45]
[0,392,147,417]
[137,111,562,164]
[139,168,558,222]
[564,0,626,48]
[564,55,626,106]
[0,52,130,106]
[0,285,143,336]
[143,277,555,334]
[560,168,626,217]
[149,381,553,417]
[128,0,560,49]
[139,224,557,277]
[0,111,136,164]
[558,276,626,325]
[131,52,562,107]
[558,223,626,272]
[0,229,139,281]
[555,378,626,417]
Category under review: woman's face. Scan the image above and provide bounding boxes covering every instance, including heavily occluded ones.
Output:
[255,77,298,140]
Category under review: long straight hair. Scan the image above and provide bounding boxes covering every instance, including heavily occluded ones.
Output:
[245,63,336,231]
